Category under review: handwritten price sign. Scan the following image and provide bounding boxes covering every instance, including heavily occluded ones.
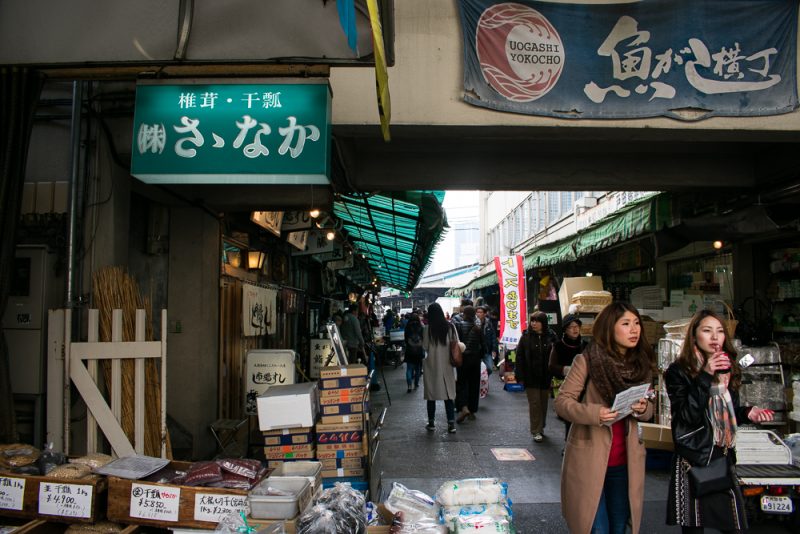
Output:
[38,483,93,518]
[194,493,248,523]
[130,483,180,522]
[0,476,25,511]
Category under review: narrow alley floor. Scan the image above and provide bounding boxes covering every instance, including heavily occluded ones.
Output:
[368,362,795,533]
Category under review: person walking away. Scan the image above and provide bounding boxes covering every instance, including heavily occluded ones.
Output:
[340,303,365,364]
[453,306,486,423]
[476,306,498,376]
[422,303,458,433]
[383,309,395,334]
[665,309,774,534]
[554,302,654,534]
[404,313,425,392]
[516,311,555,442]
[549,314,587,440]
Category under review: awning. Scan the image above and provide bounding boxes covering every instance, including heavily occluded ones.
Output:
[333,191,447,292]
[448,194,661,295]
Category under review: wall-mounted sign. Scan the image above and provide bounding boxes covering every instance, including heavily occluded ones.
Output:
[328,253,355,270]
[131,80,331,184]
[250,211,284,237]
[291,229,335,256]
[244,350,296,415]
[282,211,315,231]
[286,230,309,251]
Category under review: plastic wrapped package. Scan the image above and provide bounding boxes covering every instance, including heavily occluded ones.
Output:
[144,467,187,484]
[184,461,224,486]
[441,503,511,527]
[215,511,285,534]
[297,483,366,534]
[0,443,40,468]
[70,453,113,469]
[46,463,92,479]
[435,479,507,507]
[453,515,511,533]
[384,482,437,523]
[39,442,67,475]
[217,458,262,480]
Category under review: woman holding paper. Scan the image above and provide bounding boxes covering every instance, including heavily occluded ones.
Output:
[555,302,655,534]
[665,309,773,533]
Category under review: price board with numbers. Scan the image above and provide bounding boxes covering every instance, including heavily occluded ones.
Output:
[0,474,105,523]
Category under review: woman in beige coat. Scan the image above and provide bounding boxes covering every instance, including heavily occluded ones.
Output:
[422,302,458,433]
[555,302,655,534]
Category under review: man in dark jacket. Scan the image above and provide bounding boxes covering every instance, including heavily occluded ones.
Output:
[515,311,554,442]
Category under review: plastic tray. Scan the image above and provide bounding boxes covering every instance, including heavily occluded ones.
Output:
[270,461,322,491]
[248,476,312,520]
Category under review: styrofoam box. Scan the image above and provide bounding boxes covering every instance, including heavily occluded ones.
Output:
[271,461,322,492]
[249,476,312,520]
[257,381,318,430]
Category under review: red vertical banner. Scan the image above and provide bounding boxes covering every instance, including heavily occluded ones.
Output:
[494,255,528,348]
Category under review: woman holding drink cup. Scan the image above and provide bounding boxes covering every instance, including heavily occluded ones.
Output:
[665,309,774,533]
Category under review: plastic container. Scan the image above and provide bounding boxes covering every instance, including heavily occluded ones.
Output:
[270,460,322,493]
[248,476,312,520]
[663,317,691,336]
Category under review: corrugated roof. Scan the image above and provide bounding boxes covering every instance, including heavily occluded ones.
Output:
[333,191,447,291]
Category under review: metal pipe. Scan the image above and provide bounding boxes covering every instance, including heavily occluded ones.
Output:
[65,81,83,310]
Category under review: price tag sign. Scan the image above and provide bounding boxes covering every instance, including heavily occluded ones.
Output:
[0,476,26,510]
[38,483,93,518]
[194,493,248,523]
[130,483,180,522]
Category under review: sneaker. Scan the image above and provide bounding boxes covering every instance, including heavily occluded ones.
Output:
[426,422,435,431]
[533,433,544,443]
[448,423,456,433]
[407,387,412,393]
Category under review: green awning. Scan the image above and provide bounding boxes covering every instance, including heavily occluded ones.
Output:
[524,237,577,269]
[446,269,497,295]
[333,191,447,291]
[573,195,656,257]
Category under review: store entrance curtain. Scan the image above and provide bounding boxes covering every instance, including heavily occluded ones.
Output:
[494,255,527,349]
[457,0,798,120]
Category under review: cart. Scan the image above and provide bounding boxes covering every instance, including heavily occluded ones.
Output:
[735,429,800,526]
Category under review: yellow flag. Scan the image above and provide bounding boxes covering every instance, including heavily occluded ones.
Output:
[367,0,391,142]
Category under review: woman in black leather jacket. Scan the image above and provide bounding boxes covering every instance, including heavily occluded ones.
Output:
[665,309,774,533]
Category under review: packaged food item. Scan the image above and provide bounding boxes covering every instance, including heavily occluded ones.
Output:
[0,443,40,468]
[39,442,67,475]
[435,478,507,507]
[217,458,262,480]
[183,461,223,486]
[70,453,113,469]
[144,467,187,484]
[47,463,92,479]
[297,482,367,534]
[384,482,437,523]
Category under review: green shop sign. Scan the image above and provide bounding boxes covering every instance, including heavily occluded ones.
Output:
[131,80,331,184]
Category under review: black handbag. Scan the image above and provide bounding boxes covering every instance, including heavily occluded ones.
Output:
[688,456,734,497]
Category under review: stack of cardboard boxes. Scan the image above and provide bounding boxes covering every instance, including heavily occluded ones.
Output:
[316,364,369,490]
[256,381,319,470]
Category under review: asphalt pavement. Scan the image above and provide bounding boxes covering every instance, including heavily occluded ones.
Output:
[368,361,795,533]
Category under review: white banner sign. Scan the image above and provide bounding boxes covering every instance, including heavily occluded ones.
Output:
[0,477,25,511]
[194,493,248,523]
[494,255,528,348]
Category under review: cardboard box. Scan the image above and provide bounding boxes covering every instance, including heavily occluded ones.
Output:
[639,423,674,451]
[319,391,365,405]
[263,443,315,455]
[641,319,666,345]
[320,401,364,416]
[263,448,317,460]
[319,387,366,399]
[316,442,363,452]
[558,276,604,318]
[262,426,313,436]
[319,376,368,390]
[319,413,364,425]
[256,382,318,431]
[319,364,368,379]
[320,468,365,478]
[316,426,363,445]
[315,448,366,460]
[319,457,365,470]
[264,432,313,446]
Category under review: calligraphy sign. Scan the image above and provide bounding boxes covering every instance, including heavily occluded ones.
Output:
[458,0,798,120]
[495,255,527,348]
[245,350,296,414]
[131,81,332,183]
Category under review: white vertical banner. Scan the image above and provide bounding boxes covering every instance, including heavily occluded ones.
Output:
[494,255,528,349]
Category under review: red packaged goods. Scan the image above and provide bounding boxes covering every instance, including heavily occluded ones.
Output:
[183,461,223,486]
[206,468,267,490]
[217,458,262,480]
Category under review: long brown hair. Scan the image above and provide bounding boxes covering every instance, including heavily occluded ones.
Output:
[592,302,655,372]
[677,309,742,391]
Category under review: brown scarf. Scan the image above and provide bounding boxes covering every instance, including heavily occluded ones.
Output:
[586,343,653,406]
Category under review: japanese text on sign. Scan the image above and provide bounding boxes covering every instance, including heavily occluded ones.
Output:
[193,493,248,523]
[0,476,25,511]
[130,483,180,522]
[494,255,528,348]
[38,483,92,518]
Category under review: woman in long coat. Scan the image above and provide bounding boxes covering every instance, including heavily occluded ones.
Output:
[555,302,654,534]
[422,302,458,433]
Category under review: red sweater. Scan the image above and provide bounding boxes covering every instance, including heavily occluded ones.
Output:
[608,420,627,467]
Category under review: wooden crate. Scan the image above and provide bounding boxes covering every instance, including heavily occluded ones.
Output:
[0,472,107,523]
[107,461,257,529]
[12,519,141,534]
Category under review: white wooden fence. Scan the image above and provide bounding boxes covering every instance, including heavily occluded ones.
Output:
[49,308,167,458]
